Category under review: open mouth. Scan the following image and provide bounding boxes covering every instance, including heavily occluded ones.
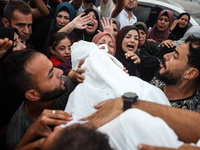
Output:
[127,44,135,50]
[87,23,94,27]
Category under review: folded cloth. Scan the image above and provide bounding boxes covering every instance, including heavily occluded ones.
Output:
[65,41,170,120]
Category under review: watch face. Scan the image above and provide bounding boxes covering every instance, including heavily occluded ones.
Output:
[124,92,137,98]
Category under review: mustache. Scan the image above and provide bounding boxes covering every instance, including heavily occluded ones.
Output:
[160,58,166,69]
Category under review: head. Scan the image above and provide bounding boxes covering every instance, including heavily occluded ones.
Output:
[156,36,200,86]
[156,10,174,32]
[2,1,32,42]
[0,49,67,101]
[42,124,113,150]
[177,13,190,29]
[134,22,148,47]
[49,32,72,62]
[52,2,76,29]
[92,32,116,56]
[109,18,121,39]
[123,0,138,12]
[116,26,139,55]
[84,8,100,35]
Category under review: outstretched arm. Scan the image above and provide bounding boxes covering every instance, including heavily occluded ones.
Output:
[81,97,200,143]
[111,0,124,18]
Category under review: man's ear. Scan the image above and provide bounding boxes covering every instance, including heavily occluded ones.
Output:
[49,47,56,55]
[2,18,10,27]
[184,68,199,80]
[25,89,41,101]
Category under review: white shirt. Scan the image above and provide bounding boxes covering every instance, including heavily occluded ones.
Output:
[100,0,116,19]
[109,8,137,29]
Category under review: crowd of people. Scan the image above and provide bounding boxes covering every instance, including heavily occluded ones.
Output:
[0,0,200,149]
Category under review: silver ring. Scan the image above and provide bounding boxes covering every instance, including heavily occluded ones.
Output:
[52,110,56,114]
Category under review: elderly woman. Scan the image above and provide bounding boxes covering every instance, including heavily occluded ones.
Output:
[148,10,176,43]
[115,26,160,82]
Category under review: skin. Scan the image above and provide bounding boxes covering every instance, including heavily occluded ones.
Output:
[56,11,70,29]
[0,38,13,58]
[50,37,71,62]
[85,11,98,34]
[157,16,170,32]
[96,34,115,56]
[123,0,138,12]
[138,29,146,47]
[178,15,189,28]
[122,29,139,53]
[3,10,32,42]
[13,32,26,51]
[112,23,118,38]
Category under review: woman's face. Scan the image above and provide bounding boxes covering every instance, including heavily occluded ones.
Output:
[122,29,139,53]
[157,15,170,32]
[179,15,189,28]
[96,34,115,56]
[13,32,26,51]
[85,11,98,34]
[56,11,70,29]
[51,37,71,62]
[112,23,118,38]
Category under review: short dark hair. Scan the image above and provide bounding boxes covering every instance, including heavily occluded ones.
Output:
[3,0,31,23]
[0,49,38,100]
[48,125,113,150]
[185,35,200,84]
[49,32,72,50]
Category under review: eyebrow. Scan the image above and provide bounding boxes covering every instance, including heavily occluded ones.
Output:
[174,48,179,56]
[47,66,54,78]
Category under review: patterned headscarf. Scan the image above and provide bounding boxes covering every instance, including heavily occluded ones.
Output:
[148,10,174,43]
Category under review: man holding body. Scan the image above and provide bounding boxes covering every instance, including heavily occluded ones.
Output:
[2,1,32,42]
[1,49,75,149]
[109,0,138,29]
[151,36,200,112]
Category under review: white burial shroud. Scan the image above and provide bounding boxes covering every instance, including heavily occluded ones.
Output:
[64,41,170,120]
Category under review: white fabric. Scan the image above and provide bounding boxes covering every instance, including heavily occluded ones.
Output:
[109,8,137,29]
[100,0,116,19]
[98,109,184,150]
[64,41,170,120]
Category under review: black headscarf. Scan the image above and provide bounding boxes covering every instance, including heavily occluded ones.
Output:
[77,8,100,42]
[171,13,190,40]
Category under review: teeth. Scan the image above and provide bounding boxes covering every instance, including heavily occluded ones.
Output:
[88,23,94,27]
[127,45,134,48]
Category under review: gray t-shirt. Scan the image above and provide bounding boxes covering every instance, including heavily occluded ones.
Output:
[151,76,200,112]
[6,75,74,150]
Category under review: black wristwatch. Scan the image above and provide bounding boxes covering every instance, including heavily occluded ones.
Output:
[122,92,138,111]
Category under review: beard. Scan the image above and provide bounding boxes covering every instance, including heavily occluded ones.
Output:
[124,6,134,11]
[39,76,67,101]
[84,0,92,3]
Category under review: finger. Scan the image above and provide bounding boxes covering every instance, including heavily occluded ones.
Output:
[79,12,86,18]
[78,59,85,68]
[103,17,107,26]
[97,30,102,33]
[76,68,85,74]
[94,100,107,109]
[106,17,110,26]
[100,19,105,27]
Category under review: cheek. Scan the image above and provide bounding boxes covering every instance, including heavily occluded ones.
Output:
[121,40,127,52]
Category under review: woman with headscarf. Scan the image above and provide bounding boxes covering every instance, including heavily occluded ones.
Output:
[92,31,116,56]
[109,18,120,39]
[27,2,76,55]
[76,8,100,42]
[170,13,190,40]
[148,10,176,43]
[115,26,160,82]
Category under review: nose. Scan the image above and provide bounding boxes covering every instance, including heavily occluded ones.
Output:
[20,42,26,50]
[163,52,172,61]
[56,67,63,79]
[23,26,29,34]
[60,17,64,23]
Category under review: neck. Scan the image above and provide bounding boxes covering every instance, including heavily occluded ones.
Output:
[123,7,133,20]
[25,100,55,121]
[83,1,93,9]
[163,82,197,100]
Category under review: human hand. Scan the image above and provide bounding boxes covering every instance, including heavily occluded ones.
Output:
[147,38,158,43]
[170,19,179,31]
[125,51,141,64]
[68,59,85,83]
[71,13,92,30]
[0,38,13,58]
[80,97,123,128]
[161,40,174,48]
[100,17,113,35]
[14,109,72,150]
[123,67,129,74]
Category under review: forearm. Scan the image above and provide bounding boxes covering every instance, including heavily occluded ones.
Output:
[71,0,82,10]
[111,0,124,18]
[30,0,49,19]
[132,100,200,143]
[58,21,75,34]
